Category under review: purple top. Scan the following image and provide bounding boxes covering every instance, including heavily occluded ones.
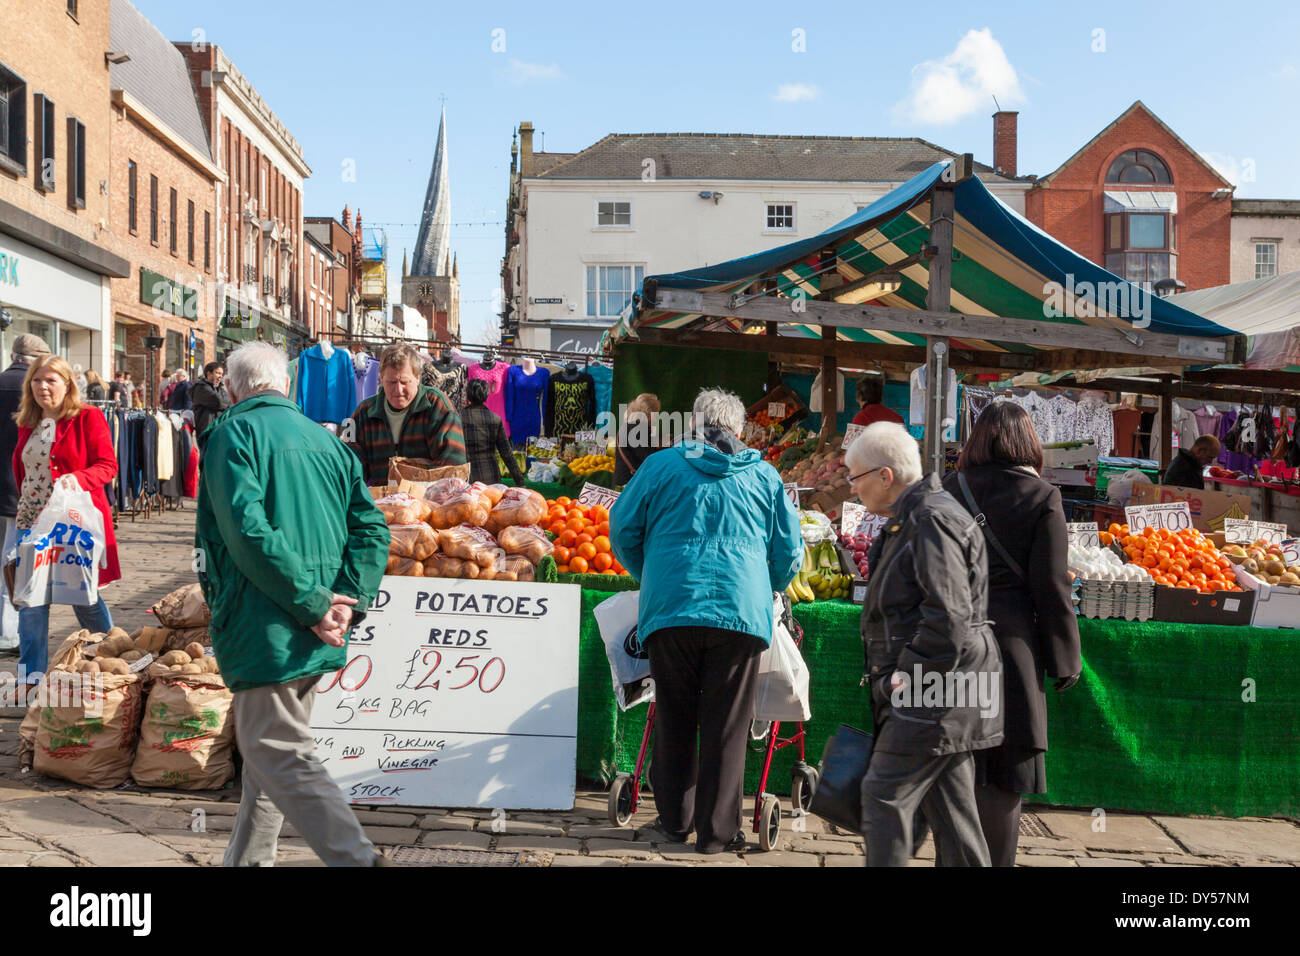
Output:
[354,354,379,402]
[1217,411,1257,473]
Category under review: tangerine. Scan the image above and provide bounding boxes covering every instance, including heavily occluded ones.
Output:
[553,545,572,565]
[593,535,611,553]
[569,555,589,574]
[566,517,586,533]
[577,542,597,560]
[597,521,611,538]
[556,497,572,508]
[576,533,594,547]
[557,563,570,573]
[589,505,609,523]
[558,529,578,548]
[593,553,613,572]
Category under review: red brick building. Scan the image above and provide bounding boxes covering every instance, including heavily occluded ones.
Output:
[1024,101,1234,292]
[304,208,360,339]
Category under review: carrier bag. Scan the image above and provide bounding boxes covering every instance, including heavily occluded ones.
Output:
[33,669,144,788]
[592,589,654,710]
[131,672,236,790]
[808,723,875,834]
[11,483,105,608]
[752,596,811,722]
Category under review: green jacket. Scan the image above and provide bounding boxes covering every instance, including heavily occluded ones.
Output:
[195,391,391,692]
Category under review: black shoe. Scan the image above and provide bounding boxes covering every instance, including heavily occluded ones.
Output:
[647,816,688,843]
[697,830,748,855]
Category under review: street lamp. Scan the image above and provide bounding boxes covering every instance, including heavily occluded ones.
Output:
[144,335,164,407]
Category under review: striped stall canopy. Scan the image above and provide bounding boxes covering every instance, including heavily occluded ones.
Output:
[610,162,1234,356]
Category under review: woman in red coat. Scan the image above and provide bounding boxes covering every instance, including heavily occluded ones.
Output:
[9,355,118,702]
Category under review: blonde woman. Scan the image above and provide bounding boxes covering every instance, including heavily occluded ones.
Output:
[10,355,119,699]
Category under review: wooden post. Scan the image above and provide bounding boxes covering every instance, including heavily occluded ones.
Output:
[1159,387,1174,474]
[820,339,837,445]
[924,182,956,475]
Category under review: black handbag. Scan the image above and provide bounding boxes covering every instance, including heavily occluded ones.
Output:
[808,723,874,833]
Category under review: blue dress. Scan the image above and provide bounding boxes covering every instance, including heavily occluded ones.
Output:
[505,364,549,443]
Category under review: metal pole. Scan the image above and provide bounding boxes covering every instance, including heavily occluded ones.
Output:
[923,182,955,476]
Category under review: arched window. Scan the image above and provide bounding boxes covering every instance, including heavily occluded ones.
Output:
[1106,149,1172,184]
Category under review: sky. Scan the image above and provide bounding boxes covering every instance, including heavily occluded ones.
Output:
[133,0,1300,345]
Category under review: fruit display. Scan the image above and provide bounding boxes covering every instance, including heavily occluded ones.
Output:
[836,530,871,579]
[543,497,630,576]
[567,454,615,476]
[1109,523,1243,593]
[1067,544,1150,582]
[1223,539,1300,587]
[787,540,852,603]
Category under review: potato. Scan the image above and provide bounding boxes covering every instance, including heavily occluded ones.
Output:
[98,659,130,676]
[184,642,206,661]
[170,664,183,672]
[179,663,203,674]
[160,650,191,666]
[101,635,134,657]
[105,626,130,642]
[199,656,219,674]
[76,660,100,674]
[120,649,145,662]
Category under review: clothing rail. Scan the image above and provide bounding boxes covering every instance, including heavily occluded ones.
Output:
[91,403,192,523]
[316,330,608,366]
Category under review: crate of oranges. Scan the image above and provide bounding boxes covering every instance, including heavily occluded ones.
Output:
[544,497,630,577]
[1106,523,1243,593]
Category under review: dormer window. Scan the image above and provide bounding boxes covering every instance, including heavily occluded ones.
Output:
[1106,149,1172,184]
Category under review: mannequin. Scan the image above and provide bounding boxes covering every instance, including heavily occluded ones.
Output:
[482,348,497,370]
[521,356,536,375]
[318,335,334,359]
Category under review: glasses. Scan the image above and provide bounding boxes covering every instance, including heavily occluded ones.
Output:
[848,466,884,482]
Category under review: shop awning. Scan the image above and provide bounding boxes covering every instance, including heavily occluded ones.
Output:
[1103,190,1178,213]
[612,162,1236,364]
[1173,271,1300,371]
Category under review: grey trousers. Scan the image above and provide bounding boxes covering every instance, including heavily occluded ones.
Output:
[860,749,991,867]
[224,676,378,867]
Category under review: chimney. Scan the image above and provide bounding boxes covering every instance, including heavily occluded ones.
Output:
[519,121,535,176]
[993,111,1018,178]
[342,204,351,231]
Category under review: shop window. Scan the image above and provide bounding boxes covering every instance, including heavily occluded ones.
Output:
[169,187,178,255]
[766,203,795,231]
[165,329,184,372]
[1106,149,1173,184]
[1255,242,1278,279]
[150,174,158,243]
[204,211,211,271]
[127,160,138,232]
[0,63,27,176]
[187,199,195,263]
[65,117,85,209]
[1104,211,1176,287]
[596,200,632,227]
[33,93,55,192]
[585,264,644,317]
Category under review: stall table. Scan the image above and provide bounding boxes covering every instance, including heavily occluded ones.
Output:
[575,589,1300,819]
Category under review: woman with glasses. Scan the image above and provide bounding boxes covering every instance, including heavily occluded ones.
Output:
[848,421,1003,867]
[941,401,1081,866]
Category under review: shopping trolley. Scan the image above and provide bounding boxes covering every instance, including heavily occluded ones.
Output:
[607,597,817,851]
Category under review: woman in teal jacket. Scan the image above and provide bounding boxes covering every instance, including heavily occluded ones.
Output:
[611,388,802,854]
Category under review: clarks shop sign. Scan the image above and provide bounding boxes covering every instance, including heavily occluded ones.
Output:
[140,268,199,320]
[0,250,18,288]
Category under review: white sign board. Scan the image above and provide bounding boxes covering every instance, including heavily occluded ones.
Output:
[768,402,786,420]
[840,501,890,545]
[1066,522,1101,549]
[310,576,581,810]
[1223,518,1289,546]
[576,482,620,510]
[574,430,598,444]
[1282,539,1300,566]
[1125,501,1193,533]
[783,482,803,507]
[842,423,866,449]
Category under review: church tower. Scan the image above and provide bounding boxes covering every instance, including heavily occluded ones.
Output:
[401,108,460,340]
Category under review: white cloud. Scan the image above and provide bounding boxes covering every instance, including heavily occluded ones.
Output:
[892,28,1025,125]
[1273,62,1297,79]
[773,83,820,103]
[1202,152,1251,187]
[505,59,562,84]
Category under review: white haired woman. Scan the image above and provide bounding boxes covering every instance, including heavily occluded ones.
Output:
[610,388,803,854]
[847,421,1003,867]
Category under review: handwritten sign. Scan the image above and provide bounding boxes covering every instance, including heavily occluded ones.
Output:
[310,576,580,810]
[1282,539,1300,566]
[1223,518,1290,546]
[783,482,802,507]
[1125,501,1193,533]
[574,430,598,444]
[527,437,557,460]
[840,501,889,545]
[577,482,620,510]
[768,402,786,420]
[1066,522,1101,549]
[843,423,866,449]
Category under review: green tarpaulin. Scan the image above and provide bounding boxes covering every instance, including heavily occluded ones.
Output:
[610,342,768,425]
[575,590,1300,818]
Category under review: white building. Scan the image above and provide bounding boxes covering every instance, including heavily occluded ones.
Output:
[502,125,1031,354]
[1230,199,1300,283]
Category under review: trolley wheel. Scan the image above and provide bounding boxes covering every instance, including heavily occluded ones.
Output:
[607,774,636,828]
[758,794,781,852]
[790,763,819,813]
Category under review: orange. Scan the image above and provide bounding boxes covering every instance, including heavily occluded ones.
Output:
[577,542,597,560]
[597,521,610,538]
[566,517,586,533]
[557,563,570,573]
[1099,531,1113,546]
[558,529,578,548]
[593,535,611,553]
[1142,527,1157,538]
[576,533,594,548]
[1157,558,1172,572]
[611,560,625,574]
[1108,523,1123,536]
[556,497,571,508]
[549,520,567,536]
[590,505,609,523]
[1142,555,1159,569]
[600,568,617,575]
[553,545,572,565]
[593,553,613,572]
[569,555,589,574]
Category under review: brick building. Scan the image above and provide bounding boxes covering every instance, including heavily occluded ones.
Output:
[1023,101,1234,292]
[174,40,310,356]
[304,207,359,339]
[106,0,221,403]
[0,0,129,375]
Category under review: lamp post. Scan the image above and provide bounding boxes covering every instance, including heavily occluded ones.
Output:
[144,335,164,407]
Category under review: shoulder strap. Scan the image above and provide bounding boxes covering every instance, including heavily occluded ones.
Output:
[956,472,1026,582]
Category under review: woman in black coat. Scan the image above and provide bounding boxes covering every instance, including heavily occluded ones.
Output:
[941,401,1082,866]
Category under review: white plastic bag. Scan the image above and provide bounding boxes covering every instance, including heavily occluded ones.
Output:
[1107,468,1153,506]
[753,596,811,722]
[11,483,105,608]
[799,510,834,544]
[592,590,654,711]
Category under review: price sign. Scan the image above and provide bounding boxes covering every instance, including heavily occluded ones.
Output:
[1223,518,1289,546]
[1124,501,1193,533]
[768,402,786,420]
[783,482,802,507]
[1066,522,1100,549]
[1282,539,1300,566]
[310,577,581,810]
[841,501,890,546]
[528,437,557,460]
[574,430,598,444]
[843,423,866,448]
[576,482,620,510]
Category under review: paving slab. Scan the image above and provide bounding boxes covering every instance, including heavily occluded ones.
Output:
[0,795,131,836]
[29,852,77,866]
[417,814,476,832]
[1153,817,1300,862]
[352,810,418,827]
[823,854,864,867]
[492,819,565,837]
[584,839,657,859]
[791,836,860,855]
[744,850,821,867]
[1036,810,1182,854]
[1016,855,1078,867]
[495,835,583,855]
[52,832,184,866]
[548,856,623,867]
[362,825,422,846]
[417,830,492,850]
[87,803,199,833]
[1076,857,1146,867]
[0,836,47,853]
[569,824,636,841]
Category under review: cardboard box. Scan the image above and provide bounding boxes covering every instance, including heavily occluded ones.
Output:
[1128,484,1252,533]
[1232,564,1300,629]
[1044,442,1099,469]
[1152,584,1255,626]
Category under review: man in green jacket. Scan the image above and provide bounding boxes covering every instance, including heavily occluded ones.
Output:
[196,341,391,867]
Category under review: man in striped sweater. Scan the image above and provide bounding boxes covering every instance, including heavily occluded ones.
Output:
[346,344,467,486]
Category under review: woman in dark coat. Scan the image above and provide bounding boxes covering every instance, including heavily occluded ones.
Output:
[613,392,661,487]
[942,401,1082,866]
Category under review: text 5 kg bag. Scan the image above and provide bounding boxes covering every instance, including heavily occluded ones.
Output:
[12,484,106,608]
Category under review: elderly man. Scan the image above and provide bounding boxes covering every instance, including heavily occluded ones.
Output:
[0,334,52,652]
[611,388,803,853]
[1163,434,1221,490]
[848,421,1003,867]
[346,344,467,486]
[196,341,391,866]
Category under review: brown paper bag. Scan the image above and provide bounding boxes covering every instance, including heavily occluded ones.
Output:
[150,583,211,629]
[131,673,235,790]
[388,457,471,485]
[33,670,144,788]
[18,629,93,769]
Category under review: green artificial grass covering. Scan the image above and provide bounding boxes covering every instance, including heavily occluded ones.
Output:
[572,592,1300,817]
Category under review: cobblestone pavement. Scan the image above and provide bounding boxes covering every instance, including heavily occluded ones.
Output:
[0,505,1295,867]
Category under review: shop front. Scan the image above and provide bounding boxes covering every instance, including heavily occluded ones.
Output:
[218,293,297,355]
